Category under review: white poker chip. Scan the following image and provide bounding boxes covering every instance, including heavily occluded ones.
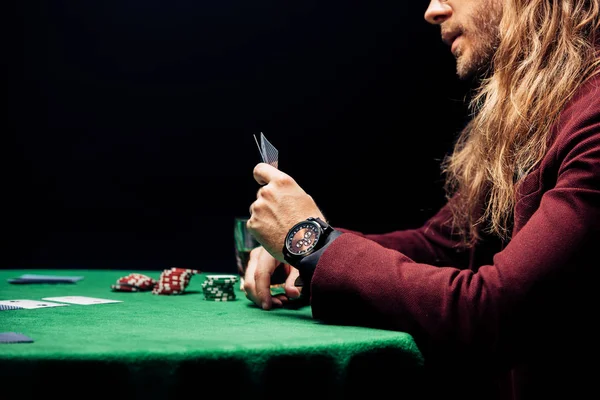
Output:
[205,274,239,281]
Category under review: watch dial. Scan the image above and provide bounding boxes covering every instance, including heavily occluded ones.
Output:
[287,221,322,256]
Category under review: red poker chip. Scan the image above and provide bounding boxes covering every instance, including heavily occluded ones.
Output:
[170,268,199,274]
[158,276,189,282]
[118,278,154,285]
[158,279,189,285]
[158,276,187,281]
[160,272,191,279]
[111,284,140,292]
[155,281,186,286]
[158,277,188,284]
[154,286,186,291]
[152,289,182,295]
[117,280,155,290]
[113,273,157,292]
[124,274,155,282]
[113,268,199,295]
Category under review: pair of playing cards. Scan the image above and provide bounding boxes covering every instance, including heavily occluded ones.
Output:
[254,132,279,168]
[0,296,122,310]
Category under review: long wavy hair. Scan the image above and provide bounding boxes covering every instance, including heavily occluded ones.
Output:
[442,0,600,246]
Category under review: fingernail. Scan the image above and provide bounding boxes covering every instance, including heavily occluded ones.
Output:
[262,301,269,309]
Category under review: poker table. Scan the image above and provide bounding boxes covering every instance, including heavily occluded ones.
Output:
[0,269,425,399]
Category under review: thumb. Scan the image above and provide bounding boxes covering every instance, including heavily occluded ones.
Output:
[253,162,282,186]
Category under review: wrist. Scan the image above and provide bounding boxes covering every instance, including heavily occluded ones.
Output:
[293,229,342,298]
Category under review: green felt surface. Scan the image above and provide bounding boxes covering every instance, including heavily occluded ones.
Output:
[0,269,424,399]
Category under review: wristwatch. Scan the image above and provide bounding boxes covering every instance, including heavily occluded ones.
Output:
[282,217,333,267]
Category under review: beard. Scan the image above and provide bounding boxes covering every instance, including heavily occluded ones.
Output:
[453,0,503,79]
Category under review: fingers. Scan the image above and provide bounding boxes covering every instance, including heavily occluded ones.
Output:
[254,273,272,310]
[284,265,302,299]
[243,246,281,310]
[242,246,260,296]
[243,247,270,307]
[243,248,306,310]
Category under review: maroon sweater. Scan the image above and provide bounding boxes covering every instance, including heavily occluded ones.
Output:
[309,72,600,399]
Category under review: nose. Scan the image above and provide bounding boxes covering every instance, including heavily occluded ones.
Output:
[424,1,452,25]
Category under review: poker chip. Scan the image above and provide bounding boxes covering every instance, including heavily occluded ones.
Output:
[202,275,239,301]
[111,284,140,292]
[111,267,201,295]
[110,268,241,300]
[111,273,156,292]
[152,267,200,296]
[270,283,286,296]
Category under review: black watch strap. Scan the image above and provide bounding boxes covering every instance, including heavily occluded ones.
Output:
[294,229,342,296]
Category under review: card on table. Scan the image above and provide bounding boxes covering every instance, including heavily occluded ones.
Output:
[41,296,122,305]
[0,332,35,343]
[0,304,24,311]
[7,274,84,284]
[0,299,69,309]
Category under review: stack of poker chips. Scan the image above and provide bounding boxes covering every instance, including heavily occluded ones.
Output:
[152,268,200,295]
[111,273,157,292]
[111,268,200,295]
[201,275,238,301]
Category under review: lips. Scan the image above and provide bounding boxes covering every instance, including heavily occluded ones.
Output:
[442,31,461,48]
[450,36,461,55]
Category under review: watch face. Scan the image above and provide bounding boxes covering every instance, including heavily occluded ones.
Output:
[285,220,322,257]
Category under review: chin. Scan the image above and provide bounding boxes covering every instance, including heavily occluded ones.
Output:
[455,53,480,80]
[455,60,471,80]
[456,67,474,80]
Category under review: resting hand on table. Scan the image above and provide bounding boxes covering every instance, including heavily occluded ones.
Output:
[243,246,301,309]
[246,162,326,310]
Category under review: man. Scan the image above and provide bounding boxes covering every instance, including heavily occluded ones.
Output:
[245,1,600,399]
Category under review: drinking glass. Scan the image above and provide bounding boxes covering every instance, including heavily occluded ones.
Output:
[233,217,260,290]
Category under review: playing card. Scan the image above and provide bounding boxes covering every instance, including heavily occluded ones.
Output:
[0,332,34,343]
[0,304,23,311]
[41,296,122,305]
[7,274,84,284]
[253,132,279,168]
[0,299,69,309]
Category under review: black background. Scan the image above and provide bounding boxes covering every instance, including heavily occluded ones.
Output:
[6,1,471,273]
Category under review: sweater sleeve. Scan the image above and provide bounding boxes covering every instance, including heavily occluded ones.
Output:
[334,203,471,268]
[309,76,600,365]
